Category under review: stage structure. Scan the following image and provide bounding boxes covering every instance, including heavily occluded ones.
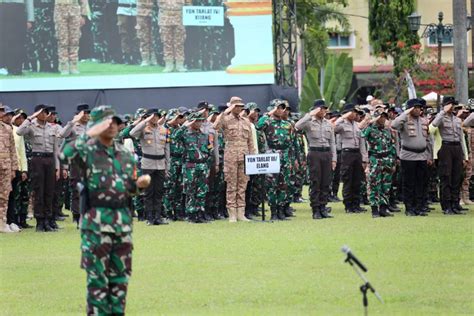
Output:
[273,0,298,87]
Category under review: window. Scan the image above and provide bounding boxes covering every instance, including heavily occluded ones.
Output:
[427,32,453,46]
[328,32,354,48]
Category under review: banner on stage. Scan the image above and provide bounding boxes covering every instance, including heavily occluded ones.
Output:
[183,6,224,26]
[245,153,280,175]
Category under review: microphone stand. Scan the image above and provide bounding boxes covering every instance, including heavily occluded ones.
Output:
[345,256,383,316]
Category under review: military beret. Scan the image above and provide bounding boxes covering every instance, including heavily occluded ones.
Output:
[76,103,90,113]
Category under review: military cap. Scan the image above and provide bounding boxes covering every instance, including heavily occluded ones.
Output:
[47,106,57,114]
[188,111,206,121]
[341,103,357,114]
[197,101,210,110]
[13,109,27,119]
[86,105,123,137]
[245,102,260,112]
[442,96,458,106]
[145,108,161,117]
[329,111,341,118]
[424,107,438,115]
[406,98,423,109]
[178,106,190,115]
[166,109,181,120]
[290,112,302,120]
[134,108,147,119]
[218,105,228,113]
[76,103,90,113]
[208,105,219,115]
[2,106,14,115]
[34,104,50,113]
[313,99,327,109]
[371,109,388,123]
[418,98,427,108]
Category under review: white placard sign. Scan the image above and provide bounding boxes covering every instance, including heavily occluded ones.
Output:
[182,6,224,27]
[245,154,280,175]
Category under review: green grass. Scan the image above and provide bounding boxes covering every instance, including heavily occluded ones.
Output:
[1,189,473,315]
[2,61,224,79]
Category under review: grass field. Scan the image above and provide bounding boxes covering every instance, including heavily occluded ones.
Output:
[1,61,222,79]
[1,191,473,315]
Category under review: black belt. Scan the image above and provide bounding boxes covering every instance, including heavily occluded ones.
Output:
[442,141,461,146]
[309,147,330,152]
[186,159,207,164]
[369,151,390,158]
[342,148,360,153]
[118,3,136,8]
[171,153,182,158]
[31,152,54,158]
[270,145,289,150]
[143,153,165,160]
[402,146,426,153]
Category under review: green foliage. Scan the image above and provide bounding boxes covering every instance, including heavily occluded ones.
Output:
[296,0,350,69]
[1,196,473,315]
[369,0,420,76]
[300,53,353,112]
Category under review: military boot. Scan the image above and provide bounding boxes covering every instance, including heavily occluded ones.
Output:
[371,206,380,218]
[379,205,394,217]
[270,208,279,221]
[162,60,174,73]
[197,211,209,223]
[312,208,323,220]
[59,62,69,75]
[175,60,187,72]
[277,208,290,220]
[320,205,333,218]
[69,61,80,75]
[19,214,33,229]
[228,208,237,223]
[237,207,250,222]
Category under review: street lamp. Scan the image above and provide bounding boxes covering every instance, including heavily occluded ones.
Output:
[408,12,454,109]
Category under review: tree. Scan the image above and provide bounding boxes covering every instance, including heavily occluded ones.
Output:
[296,0,350,69]
[368,0,420,77]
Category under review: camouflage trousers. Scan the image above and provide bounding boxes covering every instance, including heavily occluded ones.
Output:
[266,150,290,209]
[9,171,29,217]
[461,154,472,195]
[136,15,154,64]
[183,163,209,214]
[54,4,82,70]
[368,156,393,207]
[224,158,248,209]
[246,174,264,209]
[81,229,133,315]
[0,167,13,223]
[160,25,185,62]
[117,15,138,55]
[163,158,184,217]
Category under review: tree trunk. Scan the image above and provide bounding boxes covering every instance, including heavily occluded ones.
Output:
[453,0,468,103]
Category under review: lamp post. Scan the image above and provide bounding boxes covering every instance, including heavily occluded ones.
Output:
[408,12,454,109]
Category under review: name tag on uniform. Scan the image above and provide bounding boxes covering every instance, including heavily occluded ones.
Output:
[245,153,280,175]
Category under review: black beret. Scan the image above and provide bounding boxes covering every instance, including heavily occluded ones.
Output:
[34,104,49,112]
[76,103,90,113]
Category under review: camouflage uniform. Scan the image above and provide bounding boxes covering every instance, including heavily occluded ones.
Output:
[176,115,212,222]
[136,0,156,65]
[0,119,19,231]
[117,0,140,64]
[361,121,396,216]
[245,121,266,214]
[61,106,137,315]
[163,122,185,219]
[256,114,294,220]
[158,0,191,71]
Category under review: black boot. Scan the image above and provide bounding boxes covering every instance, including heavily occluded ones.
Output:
[73,213,80,229]
[153,210,169,225]
[379,205,394,217]
[284,205,294,217]
[146,210,154,225]
[270,208,279,221]
[277,208,290,220]
[197,211,209,223]
[35,218,45,232]
[312,208,323,220]
[19,214,33,229]
[371,206,380,218]
[388,203,401,212]
[320,205,333,218]
[43,219,57,232]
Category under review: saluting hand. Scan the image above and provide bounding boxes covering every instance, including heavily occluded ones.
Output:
[404,107,414,115]
[29,108,44,120]
[309,108,321,117]
[443,104,453,113]
[72,111,84,123]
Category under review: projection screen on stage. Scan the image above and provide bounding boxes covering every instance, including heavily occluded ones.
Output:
[0,0,274,92]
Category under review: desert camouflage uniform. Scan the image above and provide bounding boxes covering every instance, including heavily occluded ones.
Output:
[0,121,19,228]
[61,117,137,315]
[54,0,88,73]
[136,0,155,65]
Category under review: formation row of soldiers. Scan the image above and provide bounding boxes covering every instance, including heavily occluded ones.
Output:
[0,0,232,76]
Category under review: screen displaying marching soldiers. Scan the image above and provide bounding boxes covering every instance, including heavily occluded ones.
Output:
[0,0,274,91]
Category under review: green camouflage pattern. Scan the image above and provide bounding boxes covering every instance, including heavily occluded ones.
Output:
[362,123,396,207]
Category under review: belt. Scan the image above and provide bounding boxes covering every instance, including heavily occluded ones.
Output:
[269,145,289,150]
[442,141,461,146]
[369,151,390,158]
[31,152,54,158]
[143,153,165,160]
[402,146,426,154]
[118,3,136,8]
[309,147,330,152]
[185,159,207,164]
[170,153,182,158]
[342,148,360,153]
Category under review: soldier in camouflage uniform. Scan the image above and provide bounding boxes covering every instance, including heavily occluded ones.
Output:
[280,106,297,217]
[136,0,156,66]
[162,109,186,220]
[118,108,146,220]
[256,100,294,221]
[361,110,396,218]
[61,105,150,315]
[176,111,212,223]
[54,0,89,74]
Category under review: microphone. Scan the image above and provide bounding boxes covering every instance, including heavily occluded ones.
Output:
[341,245,368,272]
